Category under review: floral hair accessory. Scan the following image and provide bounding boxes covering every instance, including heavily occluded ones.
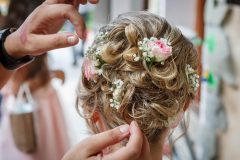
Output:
[96,31,108,42]
[138,37,172,64]
[83,58,95,81]
[83,31,109,80]
[109,79,124,109]
[186,64,200,92]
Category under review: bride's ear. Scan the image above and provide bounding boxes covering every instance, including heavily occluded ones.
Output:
[183,98,190,111]
[91,111,109,133]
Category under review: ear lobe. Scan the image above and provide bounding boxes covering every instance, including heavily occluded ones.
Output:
[171,111,184,128]
[92,111,100,123]
[92,111,109,133]
[183,99,191,111]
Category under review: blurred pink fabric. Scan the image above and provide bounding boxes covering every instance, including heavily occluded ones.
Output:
[0,84,69,160]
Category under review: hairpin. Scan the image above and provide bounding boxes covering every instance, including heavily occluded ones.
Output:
[138,37,172,64]
[109,79,124,109]
[186,64,200,92]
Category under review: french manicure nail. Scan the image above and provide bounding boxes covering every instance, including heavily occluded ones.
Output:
[67,35,77,44]
[119,124,130,133]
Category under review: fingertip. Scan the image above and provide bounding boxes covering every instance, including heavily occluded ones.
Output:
[67,35,79,45]
[119,124,130,134]
[74,25,86,39]
[89,0,99,4]
[83,30,87,40]
[80,0,88,5]
[130,121,140,134]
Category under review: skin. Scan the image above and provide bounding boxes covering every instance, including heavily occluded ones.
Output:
[90,112,166,160]
[0,0,153,159]
[0,0,98,89]
[62,121,152,160]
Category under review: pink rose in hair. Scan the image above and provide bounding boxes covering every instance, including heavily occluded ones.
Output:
[149,39,172,62]
[83,58,95,81]
[147,41,155,48]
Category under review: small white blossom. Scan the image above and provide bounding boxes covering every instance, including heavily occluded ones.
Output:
[142,52,147,57]
[186,64,200,93]
[134,57,140,62]
[110,79,124,109]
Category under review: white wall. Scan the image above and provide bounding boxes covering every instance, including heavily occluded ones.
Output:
[94,0,197,32]
[93,0,144,29]
[110,0,144,19]
[93,0,110,29]
[149,0,197,30]
[165,0,197,30]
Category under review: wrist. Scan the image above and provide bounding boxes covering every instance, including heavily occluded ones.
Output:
[4,29,24,58]
[0,28,35,70]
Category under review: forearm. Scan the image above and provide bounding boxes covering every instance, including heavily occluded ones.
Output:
[0,64,14,89]
[0,0,99,89]
[0,29,23,89]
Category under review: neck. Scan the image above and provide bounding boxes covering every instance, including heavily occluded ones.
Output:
[150,140,164,160]
[150,129,169,160]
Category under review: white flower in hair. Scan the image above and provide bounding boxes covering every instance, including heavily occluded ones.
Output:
[133,54,140,62]
[110,79,124,109]
[138,37,172,64]
[186,64,200,92]
[83,31,109,81]
[96,31,109,42]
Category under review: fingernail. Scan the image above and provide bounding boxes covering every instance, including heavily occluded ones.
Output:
[131,121,138,128]
[119,124,130,133]
[130,121,139,134]
[67,35,77,44]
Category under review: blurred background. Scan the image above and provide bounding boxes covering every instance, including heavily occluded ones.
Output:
[1,0,240,160]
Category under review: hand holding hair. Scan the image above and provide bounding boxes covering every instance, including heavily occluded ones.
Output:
[4,0,99,59]
[0,0,99,95]
[62,121,152,160]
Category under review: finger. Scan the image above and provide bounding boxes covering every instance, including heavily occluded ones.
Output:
[88,0,99,4]
[139,135,151,159]
[28,32,79,54]
[79,0,100,4]
[72,0,80,8]
[83,124,130,156]
[45,4,86,38]
[45,0,99,4]
[44,0,65,4]
[88,154,102,160]
[103,121,143,160]
[80,0,87,4]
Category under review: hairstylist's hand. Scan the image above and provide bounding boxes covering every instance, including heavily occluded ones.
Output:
[62,121,152,160]
[4,0,99,58]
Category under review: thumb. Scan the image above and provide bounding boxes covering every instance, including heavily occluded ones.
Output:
[62,124,130,160]
[29,32,79,55]
[83,124,130,156]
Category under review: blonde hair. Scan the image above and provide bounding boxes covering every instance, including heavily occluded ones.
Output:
[77,11,198,142]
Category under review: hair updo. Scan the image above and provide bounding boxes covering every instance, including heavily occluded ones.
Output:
[77,11,198,142]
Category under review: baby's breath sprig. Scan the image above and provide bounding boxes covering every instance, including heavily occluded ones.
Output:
[109,79,124,109]
[186,64,200,92]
